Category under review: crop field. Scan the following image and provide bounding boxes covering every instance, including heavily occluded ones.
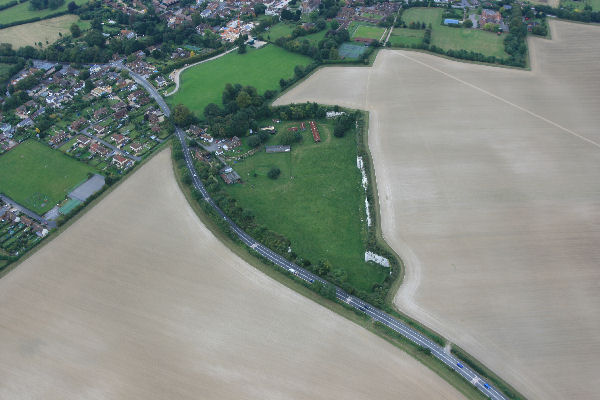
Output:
[224,120,388,292]
[0,0,87,26]
[0,15,87,49]
[275,20,600,400]
[394,8,507,58]
[0,140,96,214]
[169,45,312,116]
[0,149,464,400]
[351,22,387,40]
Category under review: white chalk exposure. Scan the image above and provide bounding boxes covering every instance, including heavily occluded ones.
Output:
[365,251,390,268]
[357,156,371,226]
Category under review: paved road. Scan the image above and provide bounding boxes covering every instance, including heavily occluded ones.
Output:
[0,194,57,229]
[136,71,509,400]
[79,126,141,162]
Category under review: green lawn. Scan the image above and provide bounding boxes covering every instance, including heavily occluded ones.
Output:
[432,26,507,58]
[389,28,424,47]
[169,45,312,116]
[561,0,600,10]
[394,8,507,58]
[402,7,443,26]
[0,0,87,25]
[224,120,388,292]
[0,140,96,214]
[266,22,296,41]
[351,23,387,41]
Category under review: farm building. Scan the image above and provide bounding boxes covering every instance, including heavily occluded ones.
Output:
[220,167,241,184]
[266,145,291,153]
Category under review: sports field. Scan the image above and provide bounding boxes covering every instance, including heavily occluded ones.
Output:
[388,28,424,47]
[351,22,387,41]
[169,45,312,115]
[276,20,600,400]
[0,140,96,214]
[0,15,87,49]
[393,8,507,58]
[0,149,464,400]
[225,120,388,291]
[0,0,87,26]
[338,42,368,58]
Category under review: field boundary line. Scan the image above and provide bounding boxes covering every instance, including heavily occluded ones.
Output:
[165,47,238,97]
[396,51,600,150]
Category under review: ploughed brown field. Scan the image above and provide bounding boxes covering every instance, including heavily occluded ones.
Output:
[0,150,463,400]
[276,20,600,400]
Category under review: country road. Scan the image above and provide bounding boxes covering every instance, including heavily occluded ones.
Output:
[133,69,510,400]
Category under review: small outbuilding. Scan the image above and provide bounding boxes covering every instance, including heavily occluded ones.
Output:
[265,145,291,153]
[220,167,241,184]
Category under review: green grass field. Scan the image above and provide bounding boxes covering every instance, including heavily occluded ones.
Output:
[169,45,312,116]
[402,7,443,26]
[561,0,600,10]
[393,8,507,58]
[432,26,507,58]
[0,0,87,26]
[388,28,424,47]
[0,140,96,214]
[266,22,296,41]
[224,120,388,292]
[351,23,387,41]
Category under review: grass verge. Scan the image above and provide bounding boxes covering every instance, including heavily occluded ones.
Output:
[452,344,524,400]
[171,141,490,400]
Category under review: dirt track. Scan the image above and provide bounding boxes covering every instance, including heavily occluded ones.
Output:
[276,20,600,400]
[0,149,463,400]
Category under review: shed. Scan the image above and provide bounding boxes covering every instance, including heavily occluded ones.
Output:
[265,145,291,153]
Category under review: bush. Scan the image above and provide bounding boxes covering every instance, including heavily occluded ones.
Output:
[267,167,281,179]
[279,130,302,145]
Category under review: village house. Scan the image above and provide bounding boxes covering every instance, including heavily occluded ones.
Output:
[49,131,69,146]
[92,124,107,136]
[112,154,133,168]
[91,86,112,97]
[480,9,502,25]
[77,135,92,148]
[110,133,128,147]
[112,101,127,112]
[70,118,87,132]
[130,142,143,154]
[114,108,128,120]
[220,166,241,184]
[90,142,111,157]
[15,105,29,119]
[94,107,108,120]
